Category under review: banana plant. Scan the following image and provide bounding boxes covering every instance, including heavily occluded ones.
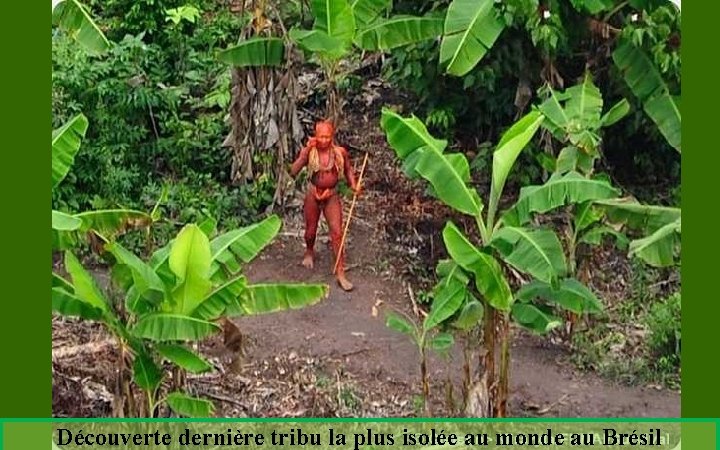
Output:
[52,114,153,250]
[52,217,328,417]
[288,0,443,123]
[385,306,455,415]
[381,106,614,416]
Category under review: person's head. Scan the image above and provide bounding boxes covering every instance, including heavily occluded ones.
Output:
[315,120,334,150]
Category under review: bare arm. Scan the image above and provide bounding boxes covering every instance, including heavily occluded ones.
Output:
[290,138,315,177]
[340,147,359,191]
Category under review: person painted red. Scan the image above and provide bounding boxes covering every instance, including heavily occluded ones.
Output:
[290,120,360,291]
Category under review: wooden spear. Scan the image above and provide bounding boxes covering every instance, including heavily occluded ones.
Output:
[333,152,369,274]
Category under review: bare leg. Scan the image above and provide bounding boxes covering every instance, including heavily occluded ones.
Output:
[303,190,320,269]
[324,194,353,291]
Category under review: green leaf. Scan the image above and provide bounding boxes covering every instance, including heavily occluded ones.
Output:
[351,0,391,26]
[52,210,82,231]
[355,16,443,51]
[386,312,415,336]
[628,218,681,267]
[613,41,680,151]
[380,108,482,216]
[156,344,213,373]
[74,209,152,236]
[170,224,212,315]
[230,283,329,315]
[381,107,447,158]
[439,0,505,76]
[217,37,285,67]
[132,350,162,392]
[555,146,579,174]
[435,259,471,285]
[512,303,562,335]
[52,0,110,55]
[424,278,466,330]
[503,172,620,225]
[488,111,545,226]
[595,198,681,232]
[311,0,356,45]
[52,114,88,189]
[565,73,603,131]
[105,241,166,304]
[52,286,105,321]
[132,314,220,342]
[516,278,602,314]
[579,225,629,249]
[166,392,215,417]
[63,251,109,312]
[601,99,631,127]
[429,332,454,352]
[574,202,604,233]
[209,215,281,281]
[452,297,484,330]
[52,273,74,291]
[490,227,567,284]
[442,222,513,311]
[289,28,349,59]
[192,276,247,321]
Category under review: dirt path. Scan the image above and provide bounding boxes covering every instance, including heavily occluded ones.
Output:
[230,210,679,417]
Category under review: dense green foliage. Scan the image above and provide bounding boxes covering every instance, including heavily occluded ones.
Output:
[52,0,268,241]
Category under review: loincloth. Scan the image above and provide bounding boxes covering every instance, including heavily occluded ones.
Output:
[309,184,336,202]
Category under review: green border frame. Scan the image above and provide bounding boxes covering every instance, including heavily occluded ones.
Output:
[681,0,719,418]
[0,1,49,418]
[0,0,713,424]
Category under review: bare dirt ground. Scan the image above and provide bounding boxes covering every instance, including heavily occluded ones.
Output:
[52,76,679,418]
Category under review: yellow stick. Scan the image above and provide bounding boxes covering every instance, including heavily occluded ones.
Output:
[333,152,369,274]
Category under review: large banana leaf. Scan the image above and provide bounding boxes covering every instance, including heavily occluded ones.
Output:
[191,276,248,321]
[52,114,88,190]
[628,217,681,267]
[423,277,466,330]
[565,73,604,130]
[52,0,110,55]
[170,225,212,315]
[226,283,328,316]
[488,111,545,227]
[355,16,443,51]
[63,252,109,313]
[442,222,513,311]
[209,215,281,281]
[311,0,356,46]
[166,392,214,417]
[105,241,166,304]
[156,344,213,373]
[595,198,680,231]
[439,0,505,76]
[516,278,602,314]
[613,41,680,152]
[52,286,104,321]
[132,314,220,342]
[217,38,284,67]
[490,227,567,284]
[380,108,482,216]
[52,210,82,231]
[289,29,349,60]
[503,171,620,226]
[512,303,562,335]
